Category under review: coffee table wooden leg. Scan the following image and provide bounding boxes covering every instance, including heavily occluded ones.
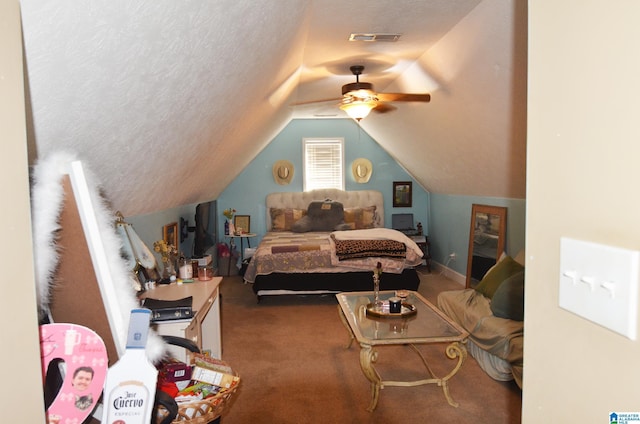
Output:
[359,344,382,412]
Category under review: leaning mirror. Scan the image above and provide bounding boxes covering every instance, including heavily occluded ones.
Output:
[466,204,507,288]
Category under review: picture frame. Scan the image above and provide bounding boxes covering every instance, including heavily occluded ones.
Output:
[163,222,178,247]
[234,215,251,234]
[393,181,413,207]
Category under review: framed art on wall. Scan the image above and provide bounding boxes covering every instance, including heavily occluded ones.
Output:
[234,215,251,234]
[393,181,412,207]
[163,222,178,247]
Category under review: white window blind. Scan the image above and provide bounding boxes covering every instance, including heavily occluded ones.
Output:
[303,138,344,191]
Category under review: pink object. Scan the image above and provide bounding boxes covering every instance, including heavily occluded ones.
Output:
[40,323,108,424]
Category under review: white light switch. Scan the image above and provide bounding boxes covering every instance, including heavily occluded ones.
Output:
[559,237,639,340]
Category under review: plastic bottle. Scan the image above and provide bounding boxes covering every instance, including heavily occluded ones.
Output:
[101,309,158,424]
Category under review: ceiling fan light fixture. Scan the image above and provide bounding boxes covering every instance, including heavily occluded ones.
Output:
[340,99,377,122]
[351,89,377,100]
[293,64,430,120]
[342,81,374,96]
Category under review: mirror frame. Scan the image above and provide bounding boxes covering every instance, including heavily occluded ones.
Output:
[465,204,507,288]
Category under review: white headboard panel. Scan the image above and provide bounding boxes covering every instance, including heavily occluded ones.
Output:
[265,189,384,230]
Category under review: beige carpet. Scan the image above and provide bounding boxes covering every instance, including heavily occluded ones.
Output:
[216,269,522,423]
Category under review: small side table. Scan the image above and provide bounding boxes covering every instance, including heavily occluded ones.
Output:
[226,233,256,261]
[225,233,257,275]
[411,235,431,272]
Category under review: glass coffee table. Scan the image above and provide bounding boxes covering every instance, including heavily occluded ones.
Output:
[336,290,469,411]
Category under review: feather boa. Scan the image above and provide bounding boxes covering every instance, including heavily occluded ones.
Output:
[31,152,167,362]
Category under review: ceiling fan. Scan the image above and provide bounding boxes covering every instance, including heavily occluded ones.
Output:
[296,65,431,121]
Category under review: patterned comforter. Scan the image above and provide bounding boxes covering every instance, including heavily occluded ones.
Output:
[243,229,423,284]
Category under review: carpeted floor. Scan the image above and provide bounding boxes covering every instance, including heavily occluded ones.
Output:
[216,269,522,423]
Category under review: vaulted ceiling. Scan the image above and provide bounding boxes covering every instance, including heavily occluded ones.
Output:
[20,0,527,217]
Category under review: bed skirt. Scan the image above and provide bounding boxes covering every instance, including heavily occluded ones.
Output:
[252,268,420,300]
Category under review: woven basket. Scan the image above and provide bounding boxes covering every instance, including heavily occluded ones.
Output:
[156,376,240,424]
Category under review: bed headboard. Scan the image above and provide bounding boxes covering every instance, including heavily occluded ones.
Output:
[266,189,384,230]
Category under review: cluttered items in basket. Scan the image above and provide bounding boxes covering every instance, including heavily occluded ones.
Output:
[156,353,240,423]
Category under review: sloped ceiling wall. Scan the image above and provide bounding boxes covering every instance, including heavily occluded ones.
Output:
[20,0,526,217]
[365,0,527,199]
[21,0,310,216]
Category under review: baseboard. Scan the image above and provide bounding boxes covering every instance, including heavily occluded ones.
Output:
[430,261,466,286]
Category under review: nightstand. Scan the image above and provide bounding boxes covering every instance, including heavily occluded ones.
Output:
[224,233,257,276]
[411,235,431,272]
[226,233,257,261]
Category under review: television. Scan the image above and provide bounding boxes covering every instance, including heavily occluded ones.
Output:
[193,200,217,258]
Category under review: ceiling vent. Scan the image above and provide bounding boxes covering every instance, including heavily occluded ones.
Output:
[349,33,401,42]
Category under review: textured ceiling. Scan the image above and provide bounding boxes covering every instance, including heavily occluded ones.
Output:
[20,0,526,217]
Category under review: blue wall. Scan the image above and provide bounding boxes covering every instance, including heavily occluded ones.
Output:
[127,203,200,266]
[429,193,526,276]
[216,119,429,245]
[128,118,526,281]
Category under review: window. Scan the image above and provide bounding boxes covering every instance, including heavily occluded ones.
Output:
[303,138,344,191]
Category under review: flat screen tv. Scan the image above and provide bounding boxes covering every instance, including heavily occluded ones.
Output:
[193,200,217,258]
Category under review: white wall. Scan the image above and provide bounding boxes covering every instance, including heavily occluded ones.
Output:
[524,1,640,421]
[0,0,45,421]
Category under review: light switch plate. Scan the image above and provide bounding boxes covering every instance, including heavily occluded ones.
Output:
[559,237,639,340]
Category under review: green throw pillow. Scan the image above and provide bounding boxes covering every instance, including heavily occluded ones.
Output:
[490,270,525,321]
[475,255,524,299]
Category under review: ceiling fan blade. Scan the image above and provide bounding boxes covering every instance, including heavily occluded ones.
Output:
[377,92,431,103]
[291,97,343,106]
[372,103,396,113]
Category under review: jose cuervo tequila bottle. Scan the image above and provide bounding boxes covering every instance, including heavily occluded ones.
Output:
[102,309,158,424]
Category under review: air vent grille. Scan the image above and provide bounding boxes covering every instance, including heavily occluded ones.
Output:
[349,33,401,42]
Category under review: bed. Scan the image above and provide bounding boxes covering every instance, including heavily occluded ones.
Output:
[243,189,423,300]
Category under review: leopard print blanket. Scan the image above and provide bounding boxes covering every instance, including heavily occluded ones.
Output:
[330,234,406,260]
